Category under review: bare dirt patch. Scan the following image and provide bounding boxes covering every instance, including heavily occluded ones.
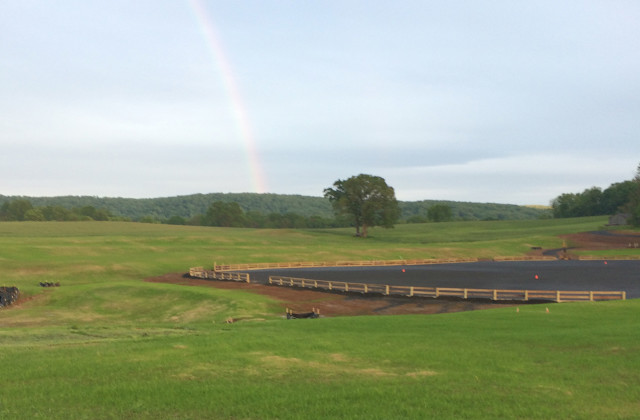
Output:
[563,231,640,251]
[531,230,640,258]
[146,273,516,317]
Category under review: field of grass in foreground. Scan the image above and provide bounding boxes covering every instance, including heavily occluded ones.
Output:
[1,218,639,419]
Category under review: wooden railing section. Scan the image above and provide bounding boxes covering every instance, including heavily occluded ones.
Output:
[267,275,626,303]
[189,267,250,283]
[214,258,479,272]
[212,256,567,272]
[492,256,557,261]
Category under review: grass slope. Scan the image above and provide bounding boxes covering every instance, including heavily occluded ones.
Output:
[1,218,639,419]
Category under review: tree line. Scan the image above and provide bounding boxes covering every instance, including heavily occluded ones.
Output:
[551,163,640,225]
[1,189,550,226]
[0,197,341,227]
[166,201,346,228]
[0,199,118,222]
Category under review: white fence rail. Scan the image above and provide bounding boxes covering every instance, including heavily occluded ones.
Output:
[267,275,626,303]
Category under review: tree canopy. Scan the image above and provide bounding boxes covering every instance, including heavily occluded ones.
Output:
[324,174,400,237]
[427,204,453,222]
[550,162,640,226]
[203,201,246,227]
[551,181,638,218]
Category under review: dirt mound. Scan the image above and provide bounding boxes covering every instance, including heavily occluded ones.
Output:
[563,230,640,251]
[529,230,640,258]
[147,273,516,317]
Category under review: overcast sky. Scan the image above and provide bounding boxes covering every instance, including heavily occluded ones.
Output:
[2,1,639,205]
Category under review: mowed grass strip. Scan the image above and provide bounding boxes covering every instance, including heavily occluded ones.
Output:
[1,218,639,419]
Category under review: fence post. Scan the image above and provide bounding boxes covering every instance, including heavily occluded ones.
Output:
[493,289,497,301]
[329,282,332,291]
[589,291,594,302]
[524,290,528,301]
[436,288,439,298]
[364,284,368,294]
[345,283,349,292]
[385,285,390,295]
[314,280,318,288]
[409,286,414,297]
[622,291,626,300]
[463,288,468,299]
[556,290,561,302]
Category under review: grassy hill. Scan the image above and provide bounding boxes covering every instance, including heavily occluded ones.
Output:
[1,217,638,419]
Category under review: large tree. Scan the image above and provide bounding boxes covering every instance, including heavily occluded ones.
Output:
[324,174,400,237]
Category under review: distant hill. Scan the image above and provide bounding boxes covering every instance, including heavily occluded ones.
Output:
[0,193,551,222]
[400,200,550,221]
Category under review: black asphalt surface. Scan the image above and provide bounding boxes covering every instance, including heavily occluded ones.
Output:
[245,260,640,298]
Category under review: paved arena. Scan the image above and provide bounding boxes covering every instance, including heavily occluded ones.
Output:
[245,260,640,298]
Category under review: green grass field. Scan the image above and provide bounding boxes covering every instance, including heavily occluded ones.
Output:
[1,218,639,419]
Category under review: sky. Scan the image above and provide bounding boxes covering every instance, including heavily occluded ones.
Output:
[1,1,639,205]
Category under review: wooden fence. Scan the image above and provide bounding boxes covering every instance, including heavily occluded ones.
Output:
[212,256,569,272]
[267,275,626,303]
[189,267,250,283]
[214,258,480,272]
[492,256,557,262]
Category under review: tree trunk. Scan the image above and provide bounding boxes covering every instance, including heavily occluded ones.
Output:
[361,223,368,238]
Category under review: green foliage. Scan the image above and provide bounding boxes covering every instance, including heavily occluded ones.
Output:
[165,215,186,225]
[324,174,400,237]
[0,199,115,222]
[0,198,33,221]
[551,163,640,219]
[203,201,246,227]
[427,203,453,222]
[552,187,605,218]
[24,207,46,221]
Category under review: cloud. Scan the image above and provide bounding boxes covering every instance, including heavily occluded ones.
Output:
[387,154,639,204]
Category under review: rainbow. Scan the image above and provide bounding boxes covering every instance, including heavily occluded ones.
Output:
[187,0,267,193]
